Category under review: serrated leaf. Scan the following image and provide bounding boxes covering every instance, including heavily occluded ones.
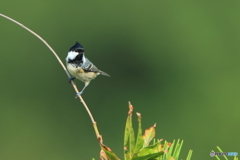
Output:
[142,123,156,147]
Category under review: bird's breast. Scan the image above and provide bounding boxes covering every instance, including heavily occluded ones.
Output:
[66,63,98,82]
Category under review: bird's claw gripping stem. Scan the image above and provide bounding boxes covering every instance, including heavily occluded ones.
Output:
[75,91,83,98]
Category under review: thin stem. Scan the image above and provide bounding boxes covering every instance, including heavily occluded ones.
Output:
[0,13,100,138]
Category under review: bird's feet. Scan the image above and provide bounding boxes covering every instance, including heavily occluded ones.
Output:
[68,77,76,83]
[75,91,83,98]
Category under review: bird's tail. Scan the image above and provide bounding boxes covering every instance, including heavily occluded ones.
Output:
[99,70,110,77]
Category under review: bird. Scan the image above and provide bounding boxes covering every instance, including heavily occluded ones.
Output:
[66,42,110,96]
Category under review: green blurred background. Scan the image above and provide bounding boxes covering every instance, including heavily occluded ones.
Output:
[0,1,239,159]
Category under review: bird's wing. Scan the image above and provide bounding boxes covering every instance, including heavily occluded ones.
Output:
[81,58,99,73]
[82,63,99,73]
[81,60,110,76]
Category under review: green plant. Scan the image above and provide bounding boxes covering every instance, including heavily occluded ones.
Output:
[98,102,193,160]
[212,146,238,160]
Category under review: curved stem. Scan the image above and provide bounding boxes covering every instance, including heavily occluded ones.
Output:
[0,13,100,138]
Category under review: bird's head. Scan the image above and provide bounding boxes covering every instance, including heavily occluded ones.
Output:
[66,42,85,63]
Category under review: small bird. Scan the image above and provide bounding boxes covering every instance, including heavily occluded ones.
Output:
[66,42,110,96]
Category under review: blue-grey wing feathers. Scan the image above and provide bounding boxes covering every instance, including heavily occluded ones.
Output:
[81,58,110,77]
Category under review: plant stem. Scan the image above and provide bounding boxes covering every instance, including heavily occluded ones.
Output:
[0,13,100,138]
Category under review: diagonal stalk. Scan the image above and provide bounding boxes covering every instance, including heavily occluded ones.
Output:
[0,13,100,139]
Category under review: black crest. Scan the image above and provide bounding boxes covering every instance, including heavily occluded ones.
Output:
[69,42,84,52]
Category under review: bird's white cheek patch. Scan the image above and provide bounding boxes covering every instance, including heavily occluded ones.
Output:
[82,54,86,63]
[66,51,78,61]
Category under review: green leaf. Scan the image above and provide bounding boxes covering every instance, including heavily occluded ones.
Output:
[142,123,156,147]
[172,139,183,159]
[124,113,130,146]
[124,147,130,160]
[101,147,120,160]
[134,112,144,153]
[132,142,164,160]
[216,146,229,160]
[98,135,120,160]
[133,152,164,160]
[124,103,133,147]
[186,150,193,160]
[124,102,135,159]
[129,108,135,157]
[162,140,173,159]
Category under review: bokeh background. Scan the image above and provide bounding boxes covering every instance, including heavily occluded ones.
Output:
[0,1,239,160]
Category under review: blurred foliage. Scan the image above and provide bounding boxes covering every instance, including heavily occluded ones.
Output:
[212,146,238,160]
[122,103,192,160]
[0,1,239,160]
[96,103,192,160]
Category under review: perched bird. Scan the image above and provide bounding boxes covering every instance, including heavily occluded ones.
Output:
[66,42,110,95]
